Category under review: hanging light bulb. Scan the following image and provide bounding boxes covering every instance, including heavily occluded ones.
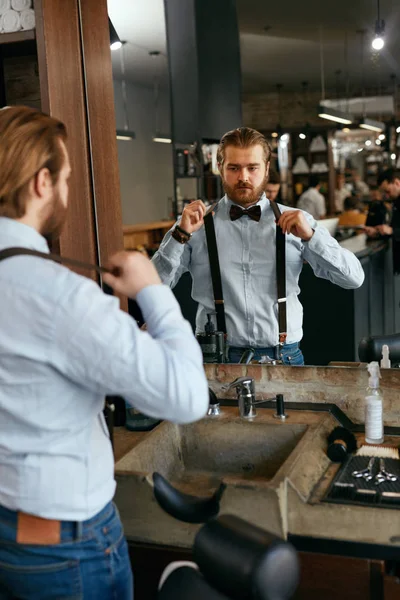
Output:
[299,133,306,140]
[375,139,381,145]
[371,1,385,51]
[396,126,400,133]
[378,134,386,140]
[391,153,396,160]
[365,140,372,147]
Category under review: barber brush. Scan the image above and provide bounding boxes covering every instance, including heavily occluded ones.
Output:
[327,426,357,462]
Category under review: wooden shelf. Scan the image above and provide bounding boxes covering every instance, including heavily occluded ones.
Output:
[123,220,175,251]
[0,30,35,46]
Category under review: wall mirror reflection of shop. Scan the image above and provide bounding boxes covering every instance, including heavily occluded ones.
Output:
[107,0,400,367]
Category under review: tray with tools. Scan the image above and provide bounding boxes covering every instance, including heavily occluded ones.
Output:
[324,455,400,509]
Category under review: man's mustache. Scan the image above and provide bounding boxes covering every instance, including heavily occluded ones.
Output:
[236,184,253,189]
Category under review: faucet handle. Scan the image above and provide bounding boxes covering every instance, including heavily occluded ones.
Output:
[221,376,255,394]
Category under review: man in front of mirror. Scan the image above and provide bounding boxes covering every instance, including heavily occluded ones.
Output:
[0,106,208,599]
[153,127,365,364]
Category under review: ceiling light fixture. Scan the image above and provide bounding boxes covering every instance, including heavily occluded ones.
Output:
[149,51,172,144]
[271,132,279,138]
[378,133,386,140]
[375,139,381,145]
[318,105,353,125]
[317,28,352,125]
[299,133,306,140]
[391,153,396,160]
[152,136,172,144]
[371,0,385,51]
[365,140,372,146]
[115,42,135,141]
[109,18,122,51]
[343,127,351,133]
[359,118,385,132]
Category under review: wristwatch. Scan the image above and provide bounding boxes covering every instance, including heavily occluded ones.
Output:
[171,224,192,244]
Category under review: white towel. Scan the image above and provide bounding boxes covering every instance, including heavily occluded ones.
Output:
[1,9,21,32]
[20,7,34,30]
[0,0,11,14]
[11,0,31,10]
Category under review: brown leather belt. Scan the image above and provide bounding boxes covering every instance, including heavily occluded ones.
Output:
[16,512,61,545]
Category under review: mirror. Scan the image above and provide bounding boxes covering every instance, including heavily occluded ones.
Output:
[107,0,400,366]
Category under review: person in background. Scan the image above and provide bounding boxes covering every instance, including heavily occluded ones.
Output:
[351,168,369,197]
[334,172,351,213]
[297,174,326,219]
[0,106,208,599]
[365,185,391,227]
[265,168,281,202]
[153,127,364,365]
[364,169,400,273]
[338,196,366,231]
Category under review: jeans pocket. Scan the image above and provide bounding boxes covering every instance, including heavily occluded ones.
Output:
[0,557,82,599]
[282,348,304,366]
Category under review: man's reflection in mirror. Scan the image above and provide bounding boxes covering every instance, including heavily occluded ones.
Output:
[153,128,365,365]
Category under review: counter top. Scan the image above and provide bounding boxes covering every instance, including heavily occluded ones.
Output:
[338,233,388,258]
[113,406,400,558]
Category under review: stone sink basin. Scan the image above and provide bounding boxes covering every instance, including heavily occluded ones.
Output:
[116,411,307,496]
[114,406,333,547]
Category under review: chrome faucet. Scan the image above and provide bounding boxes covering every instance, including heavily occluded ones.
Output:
[219,377,288,420]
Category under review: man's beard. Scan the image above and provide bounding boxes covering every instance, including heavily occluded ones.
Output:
[40,189,68,243]
[222,173,268,207]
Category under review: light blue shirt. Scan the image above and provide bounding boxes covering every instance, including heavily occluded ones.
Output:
[153,194,365,347]
[0,217,208,521]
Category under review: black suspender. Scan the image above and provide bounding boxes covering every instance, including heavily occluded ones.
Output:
[269,202,287,345]
[203,203,287,346]
[0,247,115,276]
[204,213,227,334]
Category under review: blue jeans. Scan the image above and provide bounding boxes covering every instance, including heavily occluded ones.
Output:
[0,501,133,599]
[228,342,304,365]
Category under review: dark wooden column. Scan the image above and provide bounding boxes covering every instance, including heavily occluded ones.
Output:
[34,0,127,309]
[78,0,125,268]
[35,0,98,275]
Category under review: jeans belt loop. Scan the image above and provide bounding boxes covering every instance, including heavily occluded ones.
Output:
[75,519,83,541]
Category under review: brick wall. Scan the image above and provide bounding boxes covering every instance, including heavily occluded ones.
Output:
[243,87,400,131]
[205,363,400,427]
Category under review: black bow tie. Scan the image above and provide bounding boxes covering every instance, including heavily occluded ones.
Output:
[229,204,261,222]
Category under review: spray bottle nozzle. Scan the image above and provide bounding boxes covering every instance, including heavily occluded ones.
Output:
[381,344,391,369]
[205,314,215,334]
[367,361,381,388]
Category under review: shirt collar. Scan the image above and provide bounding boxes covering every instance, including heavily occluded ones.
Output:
[0,217,50,253]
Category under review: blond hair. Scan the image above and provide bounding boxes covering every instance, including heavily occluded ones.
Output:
[217,127,272,167]
[0,106,67,219]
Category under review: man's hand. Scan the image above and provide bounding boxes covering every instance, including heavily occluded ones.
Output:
[278,210,314,241]
[376,224,393,236]
[180,199,207,234]
[102,251,161,299]
[363,226,379,238]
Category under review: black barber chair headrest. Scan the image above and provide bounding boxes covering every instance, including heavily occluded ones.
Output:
[358,333,400,364]
[194,515,299,600]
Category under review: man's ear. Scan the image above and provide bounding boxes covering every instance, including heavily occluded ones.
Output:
[33,168,52,199]
[266,161,270,178]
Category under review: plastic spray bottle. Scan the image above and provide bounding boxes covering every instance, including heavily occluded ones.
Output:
[365,361,384,445]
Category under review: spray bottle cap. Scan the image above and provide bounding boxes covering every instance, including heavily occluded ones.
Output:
[380,344,391,369]
[367,361,381,388]
[205,314,215,335]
